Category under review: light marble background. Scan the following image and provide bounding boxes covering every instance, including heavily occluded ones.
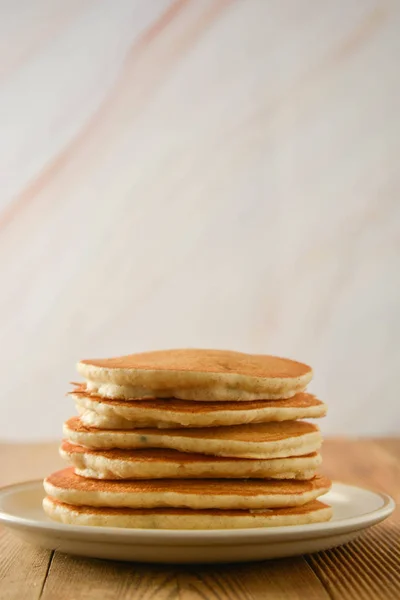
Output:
[0,0,399,441]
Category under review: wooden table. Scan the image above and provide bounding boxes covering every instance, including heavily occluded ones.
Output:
[0,439,399,599]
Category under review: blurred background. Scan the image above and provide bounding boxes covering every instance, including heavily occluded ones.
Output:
[0,0,399,441]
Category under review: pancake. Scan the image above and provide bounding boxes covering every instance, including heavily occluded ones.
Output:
[64,417,322,459]
[77,349,312,401]
[72,387,327,429]
[44,468,330,509]
[43,497,333,529]
[60,442,322,480]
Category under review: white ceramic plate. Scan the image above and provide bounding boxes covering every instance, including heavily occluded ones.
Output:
[0,480,394,564]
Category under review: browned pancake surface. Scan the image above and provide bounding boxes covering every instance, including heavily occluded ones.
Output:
[65,417,318,442]
[46,467,330,496]
[61,442,319,464]
[80,349,311,379]
[48,498,330,517]
[71,385,324,413]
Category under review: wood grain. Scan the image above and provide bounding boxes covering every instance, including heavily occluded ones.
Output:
[41,554,178,600]
[0,527,52,600]
[39,555,329,600]
[0,438,399,599]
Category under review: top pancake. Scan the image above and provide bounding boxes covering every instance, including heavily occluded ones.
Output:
[77,349,313,401]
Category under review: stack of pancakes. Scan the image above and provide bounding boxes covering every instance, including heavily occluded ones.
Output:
[43,349,332,529]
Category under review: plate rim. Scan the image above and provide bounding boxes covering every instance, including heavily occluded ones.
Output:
[0,479,395,545]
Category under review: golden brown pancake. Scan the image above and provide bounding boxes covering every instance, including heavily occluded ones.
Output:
[71,385,326,428]
[71,385,324,413]
[77,349,313,401]
[65,417,318,441]
[60,441,323,480]
[44,467,331,509]
[63,417,322,458]
[43,497,333,529]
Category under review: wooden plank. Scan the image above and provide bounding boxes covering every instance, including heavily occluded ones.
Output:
[40,554,329,600]
[0,527,52,600]
[306,439,400,600]
[307,522,400,600]
[176,559,330,599]
[40,553,178,600]
[372,438,400,461]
